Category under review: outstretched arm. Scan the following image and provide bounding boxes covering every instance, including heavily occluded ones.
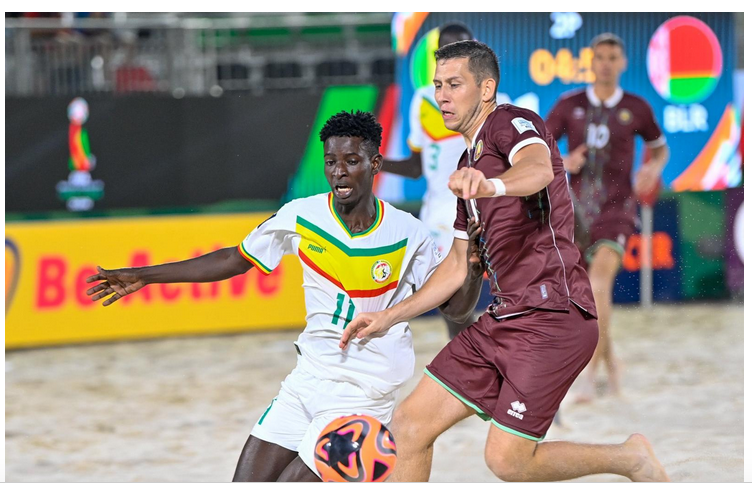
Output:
[340,237,469,349]
[449,143,554,199]
[86,247,252,306]
[439,217,484,323]
[380,150,423,179]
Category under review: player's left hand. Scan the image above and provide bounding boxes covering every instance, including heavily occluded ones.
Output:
[448,167,495,200]
[466,217,485,280]
[339,311,395,350]
[634,161,663,198]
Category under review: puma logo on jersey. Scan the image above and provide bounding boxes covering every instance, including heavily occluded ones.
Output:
[307,243,326,254]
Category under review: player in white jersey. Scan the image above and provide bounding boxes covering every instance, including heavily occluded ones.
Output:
[382,22,509,339]
[85,111,482,481]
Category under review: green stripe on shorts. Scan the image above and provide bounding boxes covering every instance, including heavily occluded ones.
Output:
[423,368,491,421]
[490,419,544,442]
[585,239,625,265]
[258,397,276,425]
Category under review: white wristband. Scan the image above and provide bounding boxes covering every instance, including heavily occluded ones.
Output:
[489,178,506,197]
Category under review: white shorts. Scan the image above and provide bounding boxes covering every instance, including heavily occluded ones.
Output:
[250,364,397,475]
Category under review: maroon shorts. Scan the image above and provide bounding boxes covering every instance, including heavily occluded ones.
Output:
[577,220,634,265]
[425,303,598,440]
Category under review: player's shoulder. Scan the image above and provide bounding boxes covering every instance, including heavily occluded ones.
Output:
[491,103,543,123]
[621,90,655,111]
[381,199,419,224]
[555,87,587,104]
[382,200,431,236]
[279,193,329,217]
[486,104,546,136]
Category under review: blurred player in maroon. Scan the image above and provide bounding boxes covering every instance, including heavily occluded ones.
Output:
[341,40,668,482]
[546,33,669,402]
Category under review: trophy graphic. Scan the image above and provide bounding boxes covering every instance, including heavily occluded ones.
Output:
[56,97,104,211]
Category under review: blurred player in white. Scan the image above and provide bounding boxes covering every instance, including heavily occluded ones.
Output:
[85,111,481,482]
[381,22,508,339]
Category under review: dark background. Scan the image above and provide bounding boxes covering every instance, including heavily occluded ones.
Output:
[6,93,319,212]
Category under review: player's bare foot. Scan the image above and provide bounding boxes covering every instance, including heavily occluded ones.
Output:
[624,433,670,481]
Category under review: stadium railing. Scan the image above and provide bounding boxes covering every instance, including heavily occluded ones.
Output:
[5,13,395,96]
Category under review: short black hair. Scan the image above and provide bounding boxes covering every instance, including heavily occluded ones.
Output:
[319,110,382,157]
[591,32,625,53]
[438,22,473,43]
[435,39,500,87]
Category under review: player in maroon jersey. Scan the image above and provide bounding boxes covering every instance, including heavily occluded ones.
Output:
[546,33,670,403]
[341,40,668,482]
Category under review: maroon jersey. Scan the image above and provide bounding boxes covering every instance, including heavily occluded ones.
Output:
[453,104,596,319]
[546,86,665,231]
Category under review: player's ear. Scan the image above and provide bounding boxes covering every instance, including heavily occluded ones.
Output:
[481,78,497,102]
[371,153,383,175]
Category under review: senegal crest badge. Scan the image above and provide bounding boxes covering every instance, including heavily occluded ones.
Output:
[371,260,392,284]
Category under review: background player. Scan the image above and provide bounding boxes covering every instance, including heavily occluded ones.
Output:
[546,33,669,402]
[380,22,477,339]
[86,111,463,482]
[341,40,668,482]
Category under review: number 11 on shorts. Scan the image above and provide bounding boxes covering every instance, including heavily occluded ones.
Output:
[332,293,355,329]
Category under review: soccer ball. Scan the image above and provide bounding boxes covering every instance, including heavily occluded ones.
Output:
[314,414,397,482]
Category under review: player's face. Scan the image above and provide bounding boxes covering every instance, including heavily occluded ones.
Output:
[324,136,382,206]
[433,58,483,134]
[591,43,626,85]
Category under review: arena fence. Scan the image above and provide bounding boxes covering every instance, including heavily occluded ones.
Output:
[5,14,395,96]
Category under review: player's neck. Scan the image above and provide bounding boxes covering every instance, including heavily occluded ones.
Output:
[332,194,377,233]
[593,82,619,102]
[462,101,497,149]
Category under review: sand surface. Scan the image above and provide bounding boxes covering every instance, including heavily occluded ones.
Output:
[5,303,743,482]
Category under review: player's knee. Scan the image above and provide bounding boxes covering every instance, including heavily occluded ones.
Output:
[589,252,621,281]
[484,444,528,481]
[588,273,614,296]
[391,406,435,451]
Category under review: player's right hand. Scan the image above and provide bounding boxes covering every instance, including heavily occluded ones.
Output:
[448,167,495,200]
[339,311,395,350]
[562,144,587,174]
[466,217,484,279]
[85,266,146,306]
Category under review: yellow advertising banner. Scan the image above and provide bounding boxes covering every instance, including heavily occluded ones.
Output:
[5,213,306,348]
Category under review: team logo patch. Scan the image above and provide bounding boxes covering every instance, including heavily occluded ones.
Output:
[511,117,539,135]
[617,108,633,125]
[371,260,392,283]
[573,107,586,119]
[507,400,527,420]
[474,140,484,161]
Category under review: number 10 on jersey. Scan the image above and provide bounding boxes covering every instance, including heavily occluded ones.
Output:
[332,293,355,329]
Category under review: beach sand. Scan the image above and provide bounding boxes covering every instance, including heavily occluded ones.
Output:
[5,303,743,482]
